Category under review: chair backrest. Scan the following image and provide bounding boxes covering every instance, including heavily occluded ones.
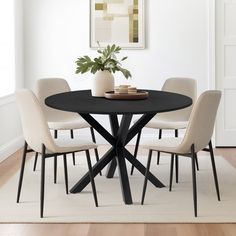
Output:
[16,89,56,153]
[35,78,76,122]
[179,90,221,153]
[158,77,197,121]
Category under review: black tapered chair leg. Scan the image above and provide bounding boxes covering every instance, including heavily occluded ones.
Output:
[169,154,174,192]
[157,129,162,165]
[94,148,101,175]
[90,127,102,176]
[40,144,46,218]
[70,130,76,166]
[174,130,179,183]
[195,155,199,171]
[141,150,153,204]
[72,152,76,166]
[33,152,38,171]
[86,150,98,207]
[209,141,221,201]
[131,130,142,175]
[156,151,160,165]
[16,142,28,203]
[63,154,69,194]
[175,155,179,183]
[54,130,58,139]
[70,129,74,139]
[54,155,57,184]
[191,145,197,217]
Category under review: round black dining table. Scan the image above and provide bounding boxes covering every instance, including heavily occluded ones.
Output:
[45,89,192,204]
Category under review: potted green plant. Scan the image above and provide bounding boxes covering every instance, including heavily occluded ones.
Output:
[75,44,131,97]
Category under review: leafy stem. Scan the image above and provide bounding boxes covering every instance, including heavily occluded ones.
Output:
[75,44,131,79]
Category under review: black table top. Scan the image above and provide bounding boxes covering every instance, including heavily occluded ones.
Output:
[45,90,192,115]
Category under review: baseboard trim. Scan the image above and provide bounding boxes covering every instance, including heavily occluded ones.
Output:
[216,146,236,148]
[0,135,24,163]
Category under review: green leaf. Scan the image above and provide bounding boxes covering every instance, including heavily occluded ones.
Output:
[111,44,116,52]
[121,56,128,61]
[75,44,131,78]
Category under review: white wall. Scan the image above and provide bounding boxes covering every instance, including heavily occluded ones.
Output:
[23,0,213,143]
[0,0,24,162]
[0,99,23,162]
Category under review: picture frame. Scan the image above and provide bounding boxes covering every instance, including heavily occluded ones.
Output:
[90,0,145,49]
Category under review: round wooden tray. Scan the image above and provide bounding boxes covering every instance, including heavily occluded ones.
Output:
[104,90,149,100]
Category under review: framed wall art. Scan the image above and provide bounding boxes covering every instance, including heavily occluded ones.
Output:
[90,0,145,49]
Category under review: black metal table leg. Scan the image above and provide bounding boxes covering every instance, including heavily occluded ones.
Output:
[70,148,115,193]
[106,159,117,178]
[106,115,119,178]
[114,114,133,203]
[130,130,142,175]
[124,148,165,188]
[107,114,132,179]
[90,127,102,175]
[70,113,165,204]
[116,148,133,204]
[107,113,156,177]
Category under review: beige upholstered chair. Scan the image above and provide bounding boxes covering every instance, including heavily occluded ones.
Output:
[131,78,197,183]
[33,78,101,178]
[141,90,221,217]
[16,89,98,218]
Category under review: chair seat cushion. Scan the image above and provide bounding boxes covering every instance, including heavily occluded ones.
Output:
[48,138,97,154]
[48,117,90,130]
[145,118,188,130]
[142,137,186,154]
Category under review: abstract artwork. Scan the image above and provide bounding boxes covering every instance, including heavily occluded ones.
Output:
[90,0,145,49]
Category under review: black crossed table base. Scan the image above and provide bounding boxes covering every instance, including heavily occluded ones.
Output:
[45,90,192,204]
[70,113,164,204]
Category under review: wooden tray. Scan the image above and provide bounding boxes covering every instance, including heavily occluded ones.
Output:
[104,91,149,100]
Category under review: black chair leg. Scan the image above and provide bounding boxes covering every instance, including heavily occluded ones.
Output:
[195,155,199,171]
[54,155,57,184]
[40,144,46,218]
[70,130,76,166]
[86,150,98,207]
[191,144,197,217]
[63,154,69,194]
[131,130,142,175]
[174,130,179,183]
[33,152,38,171]
[54,130,58,139]
[16,142,28,203]
[175,155,179,183]
[90,127,102,176]
[157,129,162,165]
[70,129,74,139]
[209,141,221,201]
[169,154,174,191]
[72,152,76,166]
[141,150,153,205]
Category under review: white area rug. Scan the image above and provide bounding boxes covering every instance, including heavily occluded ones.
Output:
[0,153,236,223]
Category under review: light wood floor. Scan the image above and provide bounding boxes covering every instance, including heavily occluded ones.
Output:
[0,146,235,236]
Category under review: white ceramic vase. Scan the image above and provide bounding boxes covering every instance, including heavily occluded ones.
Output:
[91,70,114,97]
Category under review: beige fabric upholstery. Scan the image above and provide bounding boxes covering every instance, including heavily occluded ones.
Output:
[142,90,221,154]
[145,119,188,130]
[142,137,183,153]
[53,138,97,154]
[48,118,89,130]
[16,89,97,154]
[35,78,90,130]
[146,78,197,130]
